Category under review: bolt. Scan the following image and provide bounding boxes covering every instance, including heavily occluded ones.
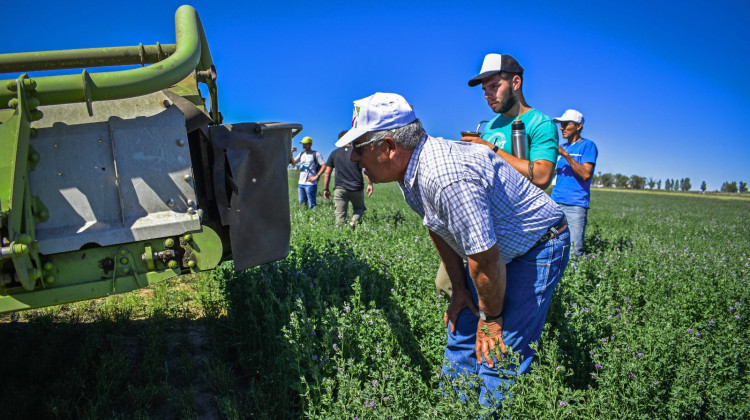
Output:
[166,199,175,207]
[43,261,53,271]
[38,209,48,219]
[162,99,171,108]
[29,151,40,162]
[187,207,196,215]
[122,267,131,274]
[44,275,56,284]
[183,234,192,242]
[119,248,128,256]
[164,238,174,248]
[7,98,18,109]
[188,260,196,269]
[168,260,178,269]
[187,199,196,207]
[120,257,129,265]
[176,139,185,147]
[183,174,193,182]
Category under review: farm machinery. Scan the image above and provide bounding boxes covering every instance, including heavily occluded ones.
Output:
[0,5,300,313]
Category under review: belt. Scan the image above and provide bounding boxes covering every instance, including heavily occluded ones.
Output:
[532,217,567,249]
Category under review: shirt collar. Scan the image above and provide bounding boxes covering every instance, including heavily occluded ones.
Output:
[403,134,428,188]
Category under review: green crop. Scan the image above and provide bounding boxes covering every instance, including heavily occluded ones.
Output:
[0,180,747,419]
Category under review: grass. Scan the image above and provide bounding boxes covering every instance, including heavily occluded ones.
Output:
[0,173,748,418]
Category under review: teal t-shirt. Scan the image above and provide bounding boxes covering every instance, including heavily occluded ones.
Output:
[480,108,559,163]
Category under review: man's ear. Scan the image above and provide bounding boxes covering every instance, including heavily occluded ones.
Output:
[384,136,397,150]
[512,74,522,91]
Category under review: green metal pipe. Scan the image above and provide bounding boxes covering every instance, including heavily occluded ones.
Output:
[0,5,213,109]
[0,44,178,73]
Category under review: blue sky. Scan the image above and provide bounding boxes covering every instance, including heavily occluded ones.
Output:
[4,0,749,191]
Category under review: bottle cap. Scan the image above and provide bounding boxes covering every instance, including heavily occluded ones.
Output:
[512,120,525,130]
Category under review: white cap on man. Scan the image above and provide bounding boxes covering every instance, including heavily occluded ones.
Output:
[335,92,417,147]
[553,109,585,124]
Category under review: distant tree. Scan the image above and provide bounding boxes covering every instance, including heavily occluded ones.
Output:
[648,178,655,189]
[657,179,662,190]
[615,174,629,189]
[681,178,691,191]
[665,179,672,191]
[721,181,738,193]
[740,181,748,193]
[600,173,614,188]
[701,181,706,193]
[630,175,646,189]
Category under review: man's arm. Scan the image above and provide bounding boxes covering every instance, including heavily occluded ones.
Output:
[467,244,507,368]
[290,149,299,165]
[364,173,373,197]
[323,166,333,200]
[460,136,554,189]
[428,231,477,331]
[558,145,595,181]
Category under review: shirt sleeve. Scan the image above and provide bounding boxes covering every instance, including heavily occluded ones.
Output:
[326,150,335,168]
[433,178,496,256]
[528,119,559,163]
[582,141,598,165]
[316,152,326,166]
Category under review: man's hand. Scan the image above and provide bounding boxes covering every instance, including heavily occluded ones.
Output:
[443,286,478,333]
[558,144,568,157]
[366,184,373,197]
[307,174,319,182]
[461,136,493,149]
[323,190,331,200]
[476,319,506,368]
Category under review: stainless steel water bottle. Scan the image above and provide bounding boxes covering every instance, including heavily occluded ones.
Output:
[511,120,528,160]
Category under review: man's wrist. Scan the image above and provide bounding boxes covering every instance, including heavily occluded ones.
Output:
[479,310,503,323]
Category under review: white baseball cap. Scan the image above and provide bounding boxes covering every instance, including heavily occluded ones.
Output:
[553,109,585,124]
[468,53,524,87]
[335,92,417,147]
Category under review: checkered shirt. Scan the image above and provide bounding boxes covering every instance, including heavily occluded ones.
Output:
[398,136,563,264]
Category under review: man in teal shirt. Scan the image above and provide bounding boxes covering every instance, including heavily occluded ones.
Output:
[437,53,559,297]
[463,53,558,190]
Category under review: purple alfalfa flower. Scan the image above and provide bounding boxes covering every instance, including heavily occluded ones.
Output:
[595,363,602,369]
[312,355,318,360]
[624,297,629,302]
[736,314,740,319]
[372,380,378,387]
[559,401,567,407]
[688,328,693,333]
[629,372,636,378]
[708,319,715,328]
[696,332,701,338]
[730,306,735,311]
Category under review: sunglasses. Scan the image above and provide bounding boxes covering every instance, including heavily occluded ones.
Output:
[351,137,383,151]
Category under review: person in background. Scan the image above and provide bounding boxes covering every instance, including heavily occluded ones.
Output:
[437,52,560,298]
[290,136,326,209]
[323,131,373,229]
[551,109,598,257]
[338,92,570,407]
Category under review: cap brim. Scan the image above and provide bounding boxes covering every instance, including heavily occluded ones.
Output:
[335,127,368,147]
[468,70,501,87]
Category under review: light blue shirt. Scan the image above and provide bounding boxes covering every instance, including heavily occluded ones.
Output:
[398,136,563,264]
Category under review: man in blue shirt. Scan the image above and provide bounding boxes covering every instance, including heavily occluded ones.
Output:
[551,109,598,257]
[336,92,570,406]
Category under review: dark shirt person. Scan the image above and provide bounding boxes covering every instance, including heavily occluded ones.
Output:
[323,131,373,229]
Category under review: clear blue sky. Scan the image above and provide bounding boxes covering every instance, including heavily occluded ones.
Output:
[5,0,749,191]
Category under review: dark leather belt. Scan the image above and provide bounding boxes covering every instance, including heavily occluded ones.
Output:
[532,217,567,249]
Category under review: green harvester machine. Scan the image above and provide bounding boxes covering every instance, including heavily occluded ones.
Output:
[0,5,300,313]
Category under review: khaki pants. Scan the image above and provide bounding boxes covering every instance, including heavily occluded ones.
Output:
[333,187,366,224]
[435,261,453,297]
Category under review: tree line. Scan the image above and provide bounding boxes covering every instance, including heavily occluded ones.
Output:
[591,173,748,193]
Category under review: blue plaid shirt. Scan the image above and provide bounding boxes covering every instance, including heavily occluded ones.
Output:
[398,136,563,264]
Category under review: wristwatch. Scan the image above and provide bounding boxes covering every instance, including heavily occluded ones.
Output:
[492,145,499,153]
[479,310,503,323]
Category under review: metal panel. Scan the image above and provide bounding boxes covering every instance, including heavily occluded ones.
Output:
[30,91,199,254]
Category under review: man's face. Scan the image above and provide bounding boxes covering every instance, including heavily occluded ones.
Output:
[559,121,581,140]
[349,135,390,183]
[302,142,312,151]
[481,73,516,114]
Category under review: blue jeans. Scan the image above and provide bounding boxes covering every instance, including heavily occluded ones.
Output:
[298,184,318,208]
[442,229,570,406]
[557,204,588,256]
